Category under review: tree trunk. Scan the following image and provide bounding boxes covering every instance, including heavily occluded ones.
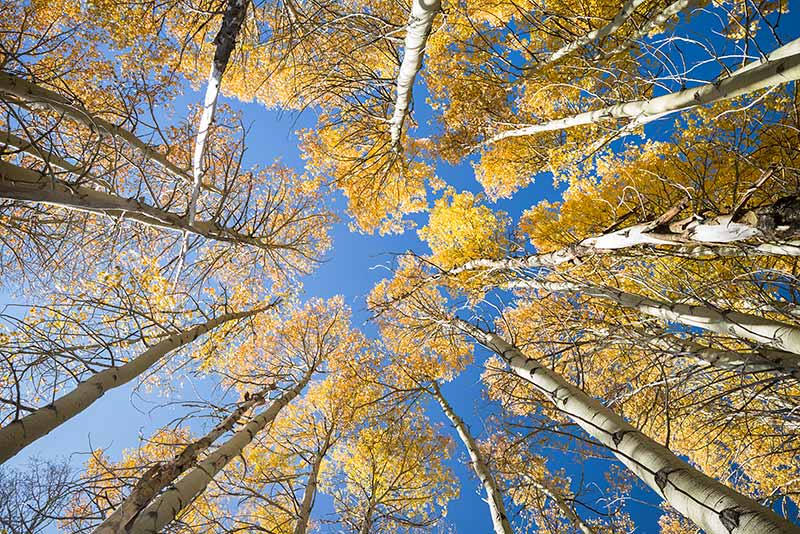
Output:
[127,366,315,534]
[0,72,191,185]
[389,0,441,150]
[454,318,800,534]
[447,195,800,275]
[0,159,274,250]
[504,278,800,357]
[0,305,271,465]
[627,328,800,380]
[293,431,332,534]
[594,0,700,60]
[187,0,248,232]
[523,474,597,534]
[488,38,800,143]
[431,382,514,534]
[93,385,273,534]
[523,0,646,74]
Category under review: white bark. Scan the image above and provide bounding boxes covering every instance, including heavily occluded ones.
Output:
[293,433,332,534]
[0,72,191,185]
[524,0,647,72]
[389,0,441,150]
[93,387,272,534]
[506,279,800,357]
[127,367,315,534]
[489,38,800,143]
[0,306,268,465]
[522,475,597,534]
[447,195,800,275]
[187,0,248,229]
[0,159,276,249]
[431,383,513,534]
[634,329,800,379]
[455,319,800,534]
[594,0,699,60]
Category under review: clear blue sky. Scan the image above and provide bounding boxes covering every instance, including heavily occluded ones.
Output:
[5,3,800,532]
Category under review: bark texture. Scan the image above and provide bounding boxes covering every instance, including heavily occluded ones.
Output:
[127,366,315,534]
[389,0,441,150]
[431,383,514,534]
[456,319,800,534]
[448,195,800,275]
[0,307,267,465]
[0,72,190,183]
[93,385,272,534]
[489,38,800,143]
[0,160,276,249]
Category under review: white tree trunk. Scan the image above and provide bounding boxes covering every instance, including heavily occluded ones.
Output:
[431,382,514,534]
[127,367,315,534]
[522,474,597,534]
[505,278,800,357]
[293,432,332,534]
[0,160,274,249]
[186,0,248,228]
[524,0,647,73]
[0,306,269,465]
[93,386,272,534]
[0,72,192,185]
[447,195,800,275]
[632,329,800,379]
[388,0,441,150]
[454,319,800,534]
[489,38,800,143]
[594,0,699,60]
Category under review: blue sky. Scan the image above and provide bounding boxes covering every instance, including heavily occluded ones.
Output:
[4,3,800,532]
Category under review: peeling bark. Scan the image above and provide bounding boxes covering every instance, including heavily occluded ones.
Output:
[388,0,441,150]
[455,319,800,534]
[431,382,513,534]
[489,38,800,143]
[127,365,315,534]
[0,306,271,465]
[447,195,800,275]
[93,385,272,534]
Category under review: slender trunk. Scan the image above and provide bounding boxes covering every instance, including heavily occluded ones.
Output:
[93,385,273,534]
[523,474,596,534]
[523,0,646,74]
[505,278,800,357]
[177,0,248,279]
[430,382,513,534]
[454,318,800,534]
[0,72,191,185]
[358,503,374,534]
[389,0,441,150]
[0,160,272,250]
[293,431,332,534]
[628,328,800,379]
[448,195,800,275]
[0,305,271,465]
[127,366,315,534]
[187,0,248,228]
[488,38,800,143]
[1,129,94,178]
[594,0,699,60]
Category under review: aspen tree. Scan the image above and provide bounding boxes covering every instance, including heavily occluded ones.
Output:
[0,304,273,465]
